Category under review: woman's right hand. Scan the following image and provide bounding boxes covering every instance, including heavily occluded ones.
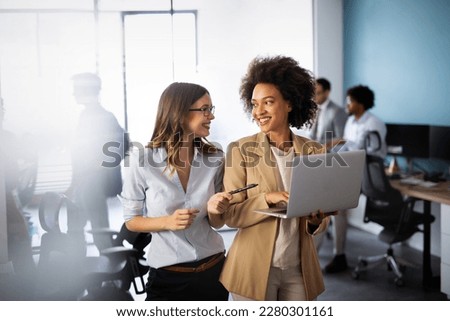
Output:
[165,208,199,231]
[207,192,233,215]
[265,191,289,207]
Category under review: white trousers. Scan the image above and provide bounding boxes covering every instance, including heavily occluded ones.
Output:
[231,266,307,301]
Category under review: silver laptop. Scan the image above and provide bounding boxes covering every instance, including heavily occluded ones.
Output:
[254,150,366,218]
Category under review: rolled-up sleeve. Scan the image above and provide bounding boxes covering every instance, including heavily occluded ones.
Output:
[119,151,146,221]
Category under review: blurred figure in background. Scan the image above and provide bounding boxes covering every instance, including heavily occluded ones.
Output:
[310,77,347,148]
[67,72,126,250]
[339,85,387,157]
[1,98,36,299]
[320,85,387,273]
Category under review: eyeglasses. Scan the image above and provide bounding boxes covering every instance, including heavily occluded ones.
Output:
[188,105,215,116]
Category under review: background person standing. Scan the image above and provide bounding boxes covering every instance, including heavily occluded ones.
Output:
[67,72,126,251]
[321,84,387,273]
[310,77,347,148]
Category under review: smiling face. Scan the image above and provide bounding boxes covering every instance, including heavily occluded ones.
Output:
[251,83,291,135]
[184,93,215,140]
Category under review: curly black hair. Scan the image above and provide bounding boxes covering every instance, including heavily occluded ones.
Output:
[239,55,317,129]
[346,85,375,110]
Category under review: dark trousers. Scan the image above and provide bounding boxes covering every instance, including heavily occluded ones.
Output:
[146,254,228,301]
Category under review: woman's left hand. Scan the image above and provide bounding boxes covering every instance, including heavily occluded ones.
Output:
[307,210,326,226]
[207,192,233,215]
[308,210,338,226]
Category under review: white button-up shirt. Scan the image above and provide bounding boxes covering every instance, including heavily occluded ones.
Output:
[120,147,225,269]
[342,111,387,158]
[316,99,330,141]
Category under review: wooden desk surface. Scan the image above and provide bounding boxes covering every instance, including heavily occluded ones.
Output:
[390,179,450,206]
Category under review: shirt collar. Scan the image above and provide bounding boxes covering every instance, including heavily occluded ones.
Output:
[153,145,201,162]
[318,99,330,110]
[353,110,371,123]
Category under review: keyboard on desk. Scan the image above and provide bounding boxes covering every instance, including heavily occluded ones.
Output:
[400,177,438,188]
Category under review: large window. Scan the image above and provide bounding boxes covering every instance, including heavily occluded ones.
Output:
[0,0,313,194]
[123,12,197,144]
[0,10,98,193]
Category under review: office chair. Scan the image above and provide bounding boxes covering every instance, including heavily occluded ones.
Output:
[35,192,141,300]
[352,153,434,286]
[88,223,152,296]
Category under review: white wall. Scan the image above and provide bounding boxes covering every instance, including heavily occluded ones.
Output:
[313,0,344,106]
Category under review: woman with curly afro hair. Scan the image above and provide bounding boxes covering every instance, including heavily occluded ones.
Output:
[208,56,332,301]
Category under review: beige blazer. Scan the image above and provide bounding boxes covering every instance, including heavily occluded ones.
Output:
[209,131,329,301]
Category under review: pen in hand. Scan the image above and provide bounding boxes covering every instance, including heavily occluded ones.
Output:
[229,183,258,195]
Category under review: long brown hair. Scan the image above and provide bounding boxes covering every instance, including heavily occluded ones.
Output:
[147,82,218,174]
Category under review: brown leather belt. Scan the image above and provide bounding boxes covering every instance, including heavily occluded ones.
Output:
[161,252,225,273]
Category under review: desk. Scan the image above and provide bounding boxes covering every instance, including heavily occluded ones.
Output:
[390,179,450,296]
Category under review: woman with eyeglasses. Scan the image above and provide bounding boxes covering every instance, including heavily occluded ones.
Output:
[120,82,231,301]
[208,56,332,301]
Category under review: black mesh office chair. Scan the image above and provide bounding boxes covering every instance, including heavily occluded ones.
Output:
[352,153,434,286]
[35,192,143,300]
[88,224,152,296]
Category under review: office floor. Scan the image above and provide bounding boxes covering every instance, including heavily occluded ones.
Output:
[316,226,447,301]
[25,197,449,301]
[213,227,448,301]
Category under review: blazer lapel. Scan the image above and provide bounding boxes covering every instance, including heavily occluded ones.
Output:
[249,132,323,192]
[293,133,323,156]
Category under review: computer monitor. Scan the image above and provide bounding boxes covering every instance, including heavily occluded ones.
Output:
[385,123,430,158]
[429,125,450,161]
